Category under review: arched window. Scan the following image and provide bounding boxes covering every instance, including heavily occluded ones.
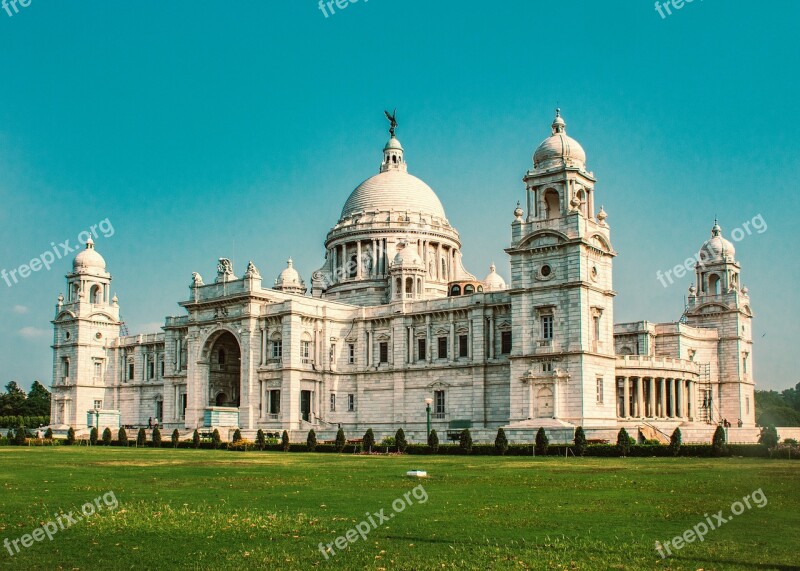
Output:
[477,285,484,293]
[450,285,461,296]
[218,348,226,365]
[348,254,358,278]
[396,278,402,298]
[576,189,587,217]
[544,189,560,219]
[708,274,721,295]
[464,284,475,294]
[405,277,414,298]
[90,285,102,304]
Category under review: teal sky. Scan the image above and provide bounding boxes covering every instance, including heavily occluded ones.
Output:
[0,0,797,391]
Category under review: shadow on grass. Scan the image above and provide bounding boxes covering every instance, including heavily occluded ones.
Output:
[671,556,800,570]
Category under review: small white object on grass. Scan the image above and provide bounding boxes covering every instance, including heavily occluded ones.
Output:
[406,470,428,478]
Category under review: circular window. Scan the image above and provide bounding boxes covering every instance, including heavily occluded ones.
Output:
[540,265,552,277]
[95,332,102,340]
[591,266,599,281]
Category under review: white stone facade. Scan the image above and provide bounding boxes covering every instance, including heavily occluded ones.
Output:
[50,111,757,439]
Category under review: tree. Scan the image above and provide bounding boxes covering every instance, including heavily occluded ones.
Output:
[256,429,266,451]
[89,427,98,446]
[232,429,243,443]
[137,428,147,447]
[427,429,439,453]
[535,427,549,456]
[0,382,26,416]
[118,427,128,446]
[494,428,509,456]
[102,428,112,445]
[712,425,728,457]
[171,429,180,448]
[335,428,346,453]
[307,429,317,452]
[281,430,290,452]
[23,381,51,416]
[669,427,682,457]
[459,429,473,454]
[152,426,162,447]
[66,427,75,445]
[192,430,201,449]
[44,428,53,440]
[14,425,26,446]
[758,424,779,449]
[211,429,221,449]
[573,426,587,457]
[395,428,407,453]
[616,428,631,456]
[363,428,375,452]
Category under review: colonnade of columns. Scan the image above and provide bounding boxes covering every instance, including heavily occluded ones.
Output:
[616,376,695,420]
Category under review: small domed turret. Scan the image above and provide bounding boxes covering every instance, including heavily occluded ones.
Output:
[533,109,587,170]
[699,221,736,264]
[73,237,107,273]
[483,263,507,291]
[274,258,306,294]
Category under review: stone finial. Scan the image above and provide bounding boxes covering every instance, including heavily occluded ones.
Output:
[244,261,261,279]
[191,272,204,287]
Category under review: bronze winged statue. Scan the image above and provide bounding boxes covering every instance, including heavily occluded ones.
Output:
[384,109,398,138]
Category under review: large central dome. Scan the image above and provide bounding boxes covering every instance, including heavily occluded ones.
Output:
[339,136,447,222]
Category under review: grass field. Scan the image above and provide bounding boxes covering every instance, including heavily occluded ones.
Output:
[0,448,797,570]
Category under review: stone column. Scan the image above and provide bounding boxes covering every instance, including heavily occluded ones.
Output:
[658,377,666,417]
[425,315,432,363]
[648,377,656,418]
[407,325,412,364]
[636,377,644,418]
[623,377,630,418]
[668,378,676,418]
[488,314,495,359]
[371,240,377,277]
[468,318,473,360]
[448,313,455,362]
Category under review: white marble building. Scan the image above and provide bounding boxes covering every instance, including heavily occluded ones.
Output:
[50,111,756,440]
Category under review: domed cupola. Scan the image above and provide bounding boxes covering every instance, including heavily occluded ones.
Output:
[699,221,736,264]
[483,263,507,291]
[73,237,107,275]
[274,258,307,295]
[533,109,587,170]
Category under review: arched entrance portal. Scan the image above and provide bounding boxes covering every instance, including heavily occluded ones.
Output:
[207,331,242,408]
[535,386,554,418]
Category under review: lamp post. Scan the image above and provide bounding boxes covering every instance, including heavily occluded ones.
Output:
[425,397,433,439]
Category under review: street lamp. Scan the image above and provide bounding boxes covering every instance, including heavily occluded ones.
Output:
[425,397,433,439]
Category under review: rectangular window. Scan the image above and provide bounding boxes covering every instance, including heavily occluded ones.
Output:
[62,358,69,378]
[269,390,281,415]
[148,360,155,379]
[161,360,165,377]
[542,361,553,372]
[542,315,554,340]
[94,361,102,378]
[379,342,389,363]
[596,377,604,404]
[347,394,355,412]
[301,340,311,364]
[180,394,187,420]
[434,390,445,416]
[501,331,512,354]
[437,337,448,359]
[128,363,134,380]
[593,315,601,341]
[271,340,283,359]
[418,338,426,361]
[459,335,469,358]
[746,396,750,415]
[93,399,102,410]
[742,352,748,374]
[348,344,355,364]
[330,393,336,412]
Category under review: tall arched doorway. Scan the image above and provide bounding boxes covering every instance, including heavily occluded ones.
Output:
[535,386,554,418]
[207,331,242,408]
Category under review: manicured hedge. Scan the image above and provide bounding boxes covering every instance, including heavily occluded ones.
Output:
[0,416,50,428]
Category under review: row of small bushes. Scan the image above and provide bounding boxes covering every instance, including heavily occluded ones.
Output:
[0,416,49,429]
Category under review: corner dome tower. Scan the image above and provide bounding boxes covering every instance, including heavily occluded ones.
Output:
[533,109,587,170]
[699,221,736,263]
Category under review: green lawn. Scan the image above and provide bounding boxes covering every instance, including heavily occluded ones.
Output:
[0,448,797,570]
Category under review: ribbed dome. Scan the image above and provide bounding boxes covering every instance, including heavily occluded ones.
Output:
[533,109,586,169]
[73,238,106,272]
[341,170,447,220]
[276,258,303,287]
[392,244,423,267]
[483,263,507,291]
[699,223,736,263]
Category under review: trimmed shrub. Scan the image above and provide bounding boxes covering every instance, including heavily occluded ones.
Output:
[428,429,439,453]
[712,426,728,457]
[192,430,200,449]
[494,428,509,456]
[118,427,128,446]
[15,426,27,446]
[281,430,290,452]
[616,428,631,456]
[66,427,75,445]
[232,429,243,444]
[102,428,112,445]
[171,429,180,448]
[44,428,53,440]
[137,428,147,447]
[211,429,221,449]
[535,427,549,456]
[758,425,779,449]
[152,426,163,447]
[256,429,266,451]
[574,426,587,457]
[89,427,98,446]
[395,428,408,453]
[6,429,13,441]
[669,428,682,457]
[307,429,317,452]
[459,429,473,454]
[363,429,375,452]
[335,428,346,453]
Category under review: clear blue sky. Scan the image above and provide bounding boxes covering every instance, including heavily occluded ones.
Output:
[0,0,797,391]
